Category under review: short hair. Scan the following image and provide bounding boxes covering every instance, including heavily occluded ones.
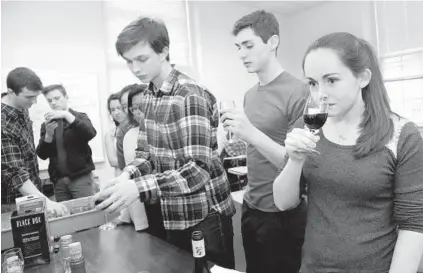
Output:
[6,67,43,95]
[127,84,148,125]
[232,10,279,45]
[116,17,170,61]
[107,93,122,126]
[42,84,67,97]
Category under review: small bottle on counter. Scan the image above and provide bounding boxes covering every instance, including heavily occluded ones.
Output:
[68,242,86,273]
[191,231,211,273]
[60,235,73,259]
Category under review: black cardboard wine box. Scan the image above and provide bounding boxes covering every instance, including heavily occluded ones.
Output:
[10,210,50,268]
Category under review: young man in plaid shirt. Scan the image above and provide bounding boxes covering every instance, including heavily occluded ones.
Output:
[94,17,236,268]
[1,67,69,217]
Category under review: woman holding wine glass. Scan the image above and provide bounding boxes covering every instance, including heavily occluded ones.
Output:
[273,32,423,273]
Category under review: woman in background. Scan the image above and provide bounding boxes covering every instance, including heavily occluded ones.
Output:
[123,85,167,240]
[104,93,127,177]
[119,86,149,232]
[101,93,128,231]
[123,86,145,165]
[273,32,423,273]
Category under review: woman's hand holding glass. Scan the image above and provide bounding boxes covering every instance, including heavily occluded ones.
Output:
[285,128,320,162]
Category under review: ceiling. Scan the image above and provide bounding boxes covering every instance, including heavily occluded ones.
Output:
[241,1,328,16]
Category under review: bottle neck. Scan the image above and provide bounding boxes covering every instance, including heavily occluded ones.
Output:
[193,257,210,273]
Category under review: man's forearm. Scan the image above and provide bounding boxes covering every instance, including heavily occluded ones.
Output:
[19,180,46,198]
[248,128,287,168]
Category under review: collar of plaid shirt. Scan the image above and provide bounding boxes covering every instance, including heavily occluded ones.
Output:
[1,102,27,121]
[147,68,179,96]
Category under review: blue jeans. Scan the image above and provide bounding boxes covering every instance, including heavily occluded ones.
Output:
[54,172,95,202]
[167,210,235,269]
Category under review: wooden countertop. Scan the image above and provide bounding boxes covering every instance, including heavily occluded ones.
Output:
[22,226,195,273]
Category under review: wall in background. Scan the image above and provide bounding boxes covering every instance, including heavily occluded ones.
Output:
[1,1,115,182]
[2,1,420,183]
[277,1,377,78]
[187,1,287,107]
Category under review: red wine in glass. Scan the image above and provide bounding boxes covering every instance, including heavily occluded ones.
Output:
[304,113,328,131]
[303,94,329,155]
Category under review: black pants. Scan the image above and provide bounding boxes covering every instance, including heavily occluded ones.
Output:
[167,210,235,269]
[144,202,167,241]
[242,200,307,273]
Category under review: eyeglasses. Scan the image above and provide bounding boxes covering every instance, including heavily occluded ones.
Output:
[129,104,142,114]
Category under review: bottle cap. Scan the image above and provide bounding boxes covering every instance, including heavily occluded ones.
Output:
[60,235,73,246]
[68,242,82,261]
[191,231,205,258]
[191,230,204,241]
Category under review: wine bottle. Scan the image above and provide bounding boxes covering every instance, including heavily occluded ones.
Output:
[191,231,211,273]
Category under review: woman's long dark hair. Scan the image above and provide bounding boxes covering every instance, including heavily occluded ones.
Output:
[302,32,394,159]
[107,93,122,127]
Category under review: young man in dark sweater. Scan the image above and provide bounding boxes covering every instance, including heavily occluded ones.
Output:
[36,84,97,201]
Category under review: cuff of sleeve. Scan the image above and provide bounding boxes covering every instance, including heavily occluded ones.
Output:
[41,140,55,147]
[134,174,158,202]
[123,165,140,179]
[11,172,30,191]
[67,114,78,126]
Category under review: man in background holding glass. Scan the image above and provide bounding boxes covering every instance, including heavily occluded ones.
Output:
[36,84,97,202]
[221,10,309,273]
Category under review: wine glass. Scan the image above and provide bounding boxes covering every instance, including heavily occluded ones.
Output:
[303,93,329,155]
[219,100,236,143]
[3,248,24,270]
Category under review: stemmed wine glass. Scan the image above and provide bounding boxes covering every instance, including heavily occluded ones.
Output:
[303,92,329,155]
[219,100,236,143]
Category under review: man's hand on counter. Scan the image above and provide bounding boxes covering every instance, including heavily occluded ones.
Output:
[93,177,139,214]
[46,199,70,218]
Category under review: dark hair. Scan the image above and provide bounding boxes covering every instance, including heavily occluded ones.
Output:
[118,84,140,100]
[107,93,122,127]
[6,67,43,95]
[116,17,170,61]
[42,84,67,96]
[232,10,279,53]
[302,32,394,159]
[127,84,148,126]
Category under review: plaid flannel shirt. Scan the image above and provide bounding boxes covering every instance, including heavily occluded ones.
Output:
[225,139,247,157]
[123,69,235,230]
[1,103,42,204]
